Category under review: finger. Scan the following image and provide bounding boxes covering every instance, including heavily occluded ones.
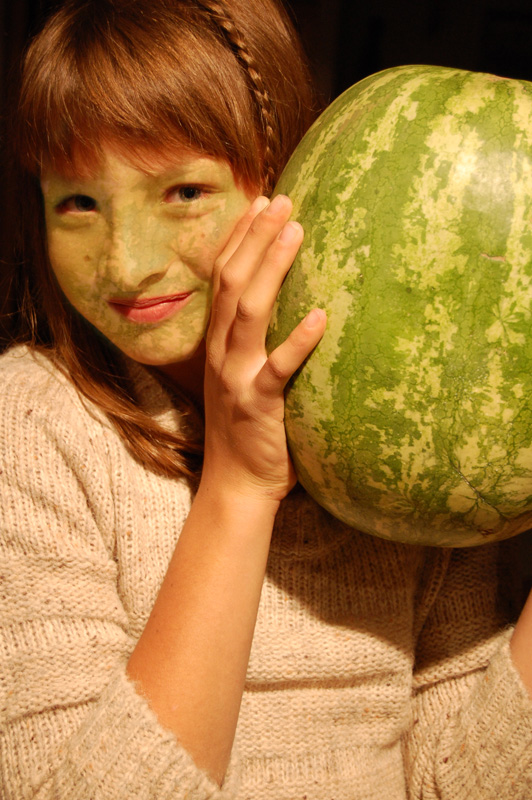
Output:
[229,220,304,356]
[213,194,294,293]
[209,195,295,346]
[214,196,270,273]
[206,195,269,355]
[256,308,327,397]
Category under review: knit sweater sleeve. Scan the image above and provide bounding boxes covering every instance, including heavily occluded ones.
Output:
[404,543,532,799]
[0,350,237,800]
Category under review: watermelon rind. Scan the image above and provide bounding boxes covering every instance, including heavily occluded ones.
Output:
[267,64,532,547]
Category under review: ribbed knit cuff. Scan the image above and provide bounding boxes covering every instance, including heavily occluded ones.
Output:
[51,668,239,799]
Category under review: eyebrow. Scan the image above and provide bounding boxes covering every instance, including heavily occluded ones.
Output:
[141,158,225,180]
[40,155,229,195]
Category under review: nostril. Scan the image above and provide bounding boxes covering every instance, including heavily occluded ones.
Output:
[137,271,167,290]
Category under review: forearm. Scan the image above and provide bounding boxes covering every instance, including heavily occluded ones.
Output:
[126,479,279,785]
[510,587,532,697]
[127,194,325,786]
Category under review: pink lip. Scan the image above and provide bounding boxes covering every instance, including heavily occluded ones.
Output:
[108,292,193,324]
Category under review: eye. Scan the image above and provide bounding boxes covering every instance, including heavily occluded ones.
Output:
[164,185,207,204]
[56,194,97,214]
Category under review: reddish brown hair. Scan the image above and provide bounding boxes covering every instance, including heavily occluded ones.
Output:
[6,0,320,480]
[17,0,317,193]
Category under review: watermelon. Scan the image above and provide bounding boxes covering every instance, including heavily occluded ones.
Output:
[267,64,532,547]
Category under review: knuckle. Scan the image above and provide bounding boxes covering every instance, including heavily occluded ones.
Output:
[248,210,277,238]
[235,296,258,323]
[217,264,238,294]
[218,364,239,395]
[267,353,288,382]
[247,215,264,237]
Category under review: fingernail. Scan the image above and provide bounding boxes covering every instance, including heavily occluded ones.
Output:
[265,194,289,214]
[304,308,325,328]
[251,196,270,213]
[278,221,302,243]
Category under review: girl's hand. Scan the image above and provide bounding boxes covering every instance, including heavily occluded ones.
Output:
[202,194,326,503]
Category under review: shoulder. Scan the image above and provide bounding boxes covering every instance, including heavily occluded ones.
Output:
[0,345,113,484]
[1,344,110,434]
[0,347,119,559]
[2,344,78,409]
[0,346,193,571]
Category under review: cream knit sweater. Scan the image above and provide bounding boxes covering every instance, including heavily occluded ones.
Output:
[2,345,532,799]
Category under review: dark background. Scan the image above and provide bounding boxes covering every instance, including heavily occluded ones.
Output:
[292,0,532,102]
[2,0,532,261]
[3,0,532,107]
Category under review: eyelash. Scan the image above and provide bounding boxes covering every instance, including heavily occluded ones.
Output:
[164,186,207,203]
[54,185,209,214]
[56,194,97,214]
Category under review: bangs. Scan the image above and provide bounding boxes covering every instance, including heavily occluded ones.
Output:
[16,0,260,186]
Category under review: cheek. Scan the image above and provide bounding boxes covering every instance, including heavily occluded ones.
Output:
[194,196,253,269]
[47,233,99,307]
[173,217,231,281]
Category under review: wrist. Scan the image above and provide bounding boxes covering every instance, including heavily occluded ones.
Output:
[196,470,283,518]
[198,450,293,506]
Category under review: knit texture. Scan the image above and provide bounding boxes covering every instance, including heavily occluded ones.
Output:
[1,345,532,799]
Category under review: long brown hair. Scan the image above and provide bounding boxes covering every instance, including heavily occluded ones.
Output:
[6,0,319,480]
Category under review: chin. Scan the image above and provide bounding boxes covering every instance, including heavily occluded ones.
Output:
[126,351,191,367]
[124,341,206,369]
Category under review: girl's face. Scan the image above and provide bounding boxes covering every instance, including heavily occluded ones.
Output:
[41,147,255,368]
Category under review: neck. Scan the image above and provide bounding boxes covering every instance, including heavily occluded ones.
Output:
[157,341,206,409]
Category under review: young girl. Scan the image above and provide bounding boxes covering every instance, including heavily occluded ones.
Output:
[2,1,532,798]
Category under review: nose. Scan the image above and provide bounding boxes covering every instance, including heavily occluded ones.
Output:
[100,208,169,292]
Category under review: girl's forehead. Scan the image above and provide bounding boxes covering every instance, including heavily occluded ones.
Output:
[46,139,212,176]
[43,140,237,182]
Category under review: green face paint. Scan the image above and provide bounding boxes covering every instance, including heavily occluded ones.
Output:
[41,149,254,369]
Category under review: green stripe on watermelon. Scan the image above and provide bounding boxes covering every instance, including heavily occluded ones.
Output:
[267,64,532,546]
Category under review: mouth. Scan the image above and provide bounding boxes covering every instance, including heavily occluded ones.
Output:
[108,292,193,324]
